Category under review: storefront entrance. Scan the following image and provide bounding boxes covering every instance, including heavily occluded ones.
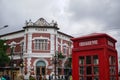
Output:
[36,61,46,80]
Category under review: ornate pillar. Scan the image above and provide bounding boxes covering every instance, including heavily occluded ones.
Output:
[50,34,55,54]
[27,33,32,74]
[27,33,32,53]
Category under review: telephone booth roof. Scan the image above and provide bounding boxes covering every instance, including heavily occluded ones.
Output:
[71,33,117,42]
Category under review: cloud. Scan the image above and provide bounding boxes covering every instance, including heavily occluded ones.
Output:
[0,0,68,34]
[67,0,120,29]
[0,0,120,33]
[64,0,120,55]
[0,0,120,55]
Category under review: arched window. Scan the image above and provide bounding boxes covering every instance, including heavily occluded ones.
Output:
[36,61,46,67]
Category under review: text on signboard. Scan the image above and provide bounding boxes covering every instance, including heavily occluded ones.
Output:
[79,40,98,46]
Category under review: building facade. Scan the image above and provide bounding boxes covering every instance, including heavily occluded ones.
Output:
[0,18,73,79]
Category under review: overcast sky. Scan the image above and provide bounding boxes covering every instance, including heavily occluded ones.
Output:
[0,0,120,55]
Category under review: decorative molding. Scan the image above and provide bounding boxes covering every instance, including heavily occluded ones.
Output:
[33,58,48,67]
[34,18,50,26]
[32,36,50,40]
[24,53,53,58]
[25,18,54,26]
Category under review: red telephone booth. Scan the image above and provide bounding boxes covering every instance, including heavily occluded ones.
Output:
[71,33,118,80]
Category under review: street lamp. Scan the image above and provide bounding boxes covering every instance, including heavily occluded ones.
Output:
[0,25,8,30]
[52,52,66,80]
[52,51,59,80]
[10,41,24,79]
[10,42,16,80]
[20,42,24,74]
[54,52,57,80]
[20,58,24,74]
[51,53,57,80]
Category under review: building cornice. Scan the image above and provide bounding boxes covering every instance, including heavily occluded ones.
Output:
[0,30,24,37]
[57,31,73,38]
[23,26,59,30]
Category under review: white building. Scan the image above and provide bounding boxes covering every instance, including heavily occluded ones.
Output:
[0,18,73,79]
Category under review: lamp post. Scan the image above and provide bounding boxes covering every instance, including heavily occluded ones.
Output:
[10,42,16,80]
[20,42,24,74]
[52,52,65,80]
[52,51,59,80]
[0,25,8,30]
[10,46,13,80]
[20,52,24,74]
[54,53,57,80]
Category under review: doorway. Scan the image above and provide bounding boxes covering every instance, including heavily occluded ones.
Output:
[36,61,46,80]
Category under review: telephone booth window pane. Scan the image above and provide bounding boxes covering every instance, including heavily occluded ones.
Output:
[86,56,91,64]
[109,56,116,79]
[110,77,116,80]
[86,66,92,75]
[93,66,99,75]
[79,76,84,80]
[79,56,84,65]
[86,77,92,80]
[79,66,84,75]
[93,55,99,65]
[79,55,99,80]
[109,56,112,65]
[109,56,116,65]
[110,66,116,75]
[112,56,116,65]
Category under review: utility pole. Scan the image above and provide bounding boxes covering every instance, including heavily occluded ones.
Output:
[54,53,57,80]
[10,47,14,80]
[10,42,16,80]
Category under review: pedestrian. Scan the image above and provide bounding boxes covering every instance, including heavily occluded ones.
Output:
[3,73,10,80]
[17,73,24,80]
[24,72,29,80]
[49,75,50,80]
[0,73,6,80]
[68,75,72,80]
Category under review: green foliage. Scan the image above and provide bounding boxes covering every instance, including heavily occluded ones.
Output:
[0,39,9,51]
[29,76,36,80]
[58,52,65,59]
[0,39,10,67]
[64,57,72,68]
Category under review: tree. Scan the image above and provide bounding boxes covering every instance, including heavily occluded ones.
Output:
[0,39,10,67]
[58,52,65,59]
